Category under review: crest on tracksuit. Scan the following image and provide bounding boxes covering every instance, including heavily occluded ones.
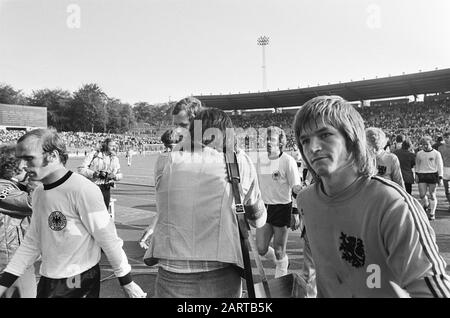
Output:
[272,170,281,181]
[339,232,365,268]
[377,165,387,175]
[48,211,67,231]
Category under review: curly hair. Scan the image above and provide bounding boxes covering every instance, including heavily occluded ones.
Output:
[0,143,23,180]
[366,127,387,151]
[172,97,204,120]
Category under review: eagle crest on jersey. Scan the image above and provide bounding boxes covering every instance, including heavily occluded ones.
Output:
[48,211,67,231]
[339,232,365,268]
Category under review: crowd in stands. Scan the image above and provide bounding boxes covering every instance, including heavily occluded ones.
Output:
[229,100,450,150]
[0,100,448,154]
[0,130,162,154]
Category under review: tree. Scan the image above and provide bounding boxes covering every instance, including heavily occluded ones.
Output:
[0,83,28,105]
[133,102,153,123]
[69,84,108,132]
[28,88,72,130]
[119,103,135,133]
[104,99,136,133]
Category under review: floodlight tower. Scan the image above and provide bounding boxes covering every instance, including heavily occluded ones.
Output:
[257,35,270,91]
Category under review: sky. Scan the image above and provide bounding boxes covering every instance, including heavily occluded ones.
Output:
[0,0,449,105]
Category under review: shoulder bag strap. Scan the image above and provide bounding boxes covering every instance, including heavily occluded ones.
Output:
[225,151,271,298]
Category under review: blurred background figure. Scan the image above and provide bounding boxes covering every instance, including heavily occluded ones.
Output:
[0,143,37,298]
[415,136,444,220]
[392,134,405,152]
[393,139,416,195]
[366,127,404,188]
[438,132,450,211]
[125,148,134,167]
[140,128,181,250]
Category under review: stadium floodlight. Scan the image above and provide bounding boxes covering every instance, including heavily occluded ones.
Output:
[257,35,270,91]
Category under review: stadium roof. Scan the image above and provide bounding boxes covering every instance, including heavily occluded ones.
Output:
[194,68,450,110]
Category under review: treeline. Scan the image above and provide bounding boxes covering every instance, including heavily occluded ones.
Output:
[0,83,175,133]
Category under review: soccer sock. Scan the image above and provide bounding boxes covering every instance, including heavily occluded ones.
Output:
[274,255,289,278]
[263,247,277,264]
[429,198,437,215]
[421,195,429,209]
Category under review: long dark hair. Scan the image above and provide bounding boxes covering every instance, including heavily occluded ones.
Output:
[188,108,234,153]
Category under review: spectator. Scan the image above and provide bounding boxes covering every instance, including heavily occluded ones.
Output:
[433,136,445,150]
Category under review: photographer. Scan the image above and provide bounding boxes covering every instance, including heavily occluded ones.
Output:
[78,138,123,208]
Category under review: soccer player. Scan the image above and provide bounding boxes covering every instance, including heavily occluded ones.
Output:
[255,126,302,278]
[294,95,450,297]
[125,148,133,167]
[0,129,146,298]
[438,132,450,211]
[366,127,404,188]
[415,136,444,220]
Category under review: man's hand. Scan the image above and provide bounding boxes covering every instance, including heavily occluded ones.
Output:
[438,178,443,187]
[139,241,149,249]
[290,214,300,231]
[121,281,147,298]
[292,184,302,195]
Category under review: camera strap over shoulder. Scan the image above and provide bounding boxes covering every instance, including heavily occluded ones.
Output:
[88,151,100,169]
[225,151,271,298]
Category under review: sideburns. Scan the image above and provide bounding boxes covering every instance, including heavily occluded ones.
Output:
[42,153,50,167]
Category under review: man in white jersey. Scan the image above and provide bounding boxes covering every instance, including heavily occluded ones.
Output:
[0,129,146,298]
[125,148,133,167]
[255,126,302,278]
[294,95,450,297]
[415,136,444,220]
[438,132,450,211]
